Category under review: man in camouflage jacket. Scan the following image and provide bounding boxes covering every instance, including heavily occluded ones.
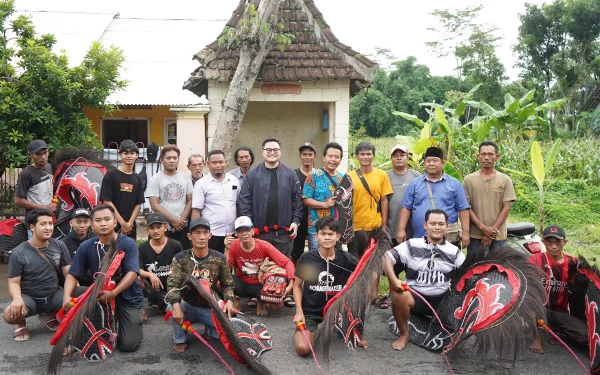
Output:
[166,217,235,352]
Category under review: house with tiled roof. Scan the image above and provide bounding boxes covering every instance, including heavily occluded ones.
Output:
[182,0,377,171]
[582,86,600,112]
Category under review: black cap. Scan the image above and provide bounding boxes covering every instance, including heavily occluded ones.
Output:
[146,212,167,226]
[71,208,91,219]
[189,217,211,232]
[299,142,316,153]
[28,139,48,154]
[424,146,444,160]
[542,225,566,240]
[118,139,139,153]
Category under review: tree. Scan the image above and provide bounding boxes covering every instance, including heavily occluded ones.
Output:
[349,88,397,137]
[209,0,284,158]
[0,0,126,174]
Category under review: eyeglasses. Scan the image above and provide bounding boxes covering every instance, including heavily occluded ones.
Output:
[263,148,281,154]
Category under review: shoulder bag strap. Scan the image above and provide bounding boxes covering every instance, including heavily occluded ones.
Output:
[33,243,59,274]
[425,180,436,209]
[355,169,378,206]
[321,168,338,189]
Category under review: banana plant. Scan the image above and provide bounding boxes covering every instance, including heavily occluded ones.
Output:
[500,139,562,232]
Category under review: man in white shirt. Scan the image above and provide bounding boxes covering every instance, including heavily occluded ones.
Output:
[191,150,239,253]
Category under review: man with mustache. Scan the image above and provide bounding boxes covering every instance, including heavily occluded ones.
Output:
[228,146,254,187]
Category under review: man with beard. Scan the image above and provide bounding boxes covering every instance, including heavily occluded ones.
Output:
[147,144,193,247]
[293,217,365,356]
[384,209,465,352]
[60,208,94,286]
[238,137,302,258]
[529,225,587,354]
[166,218,235,352]
[99,139,145,240]
[292,143,315,264]
[187,154,205,187]
[191,150,239,254]
[4,209,71,341]
[302,142,344,251]
[139,213,183,318]
[63,204,144,352]
[463,141,515,253]
[225,216,295,316]
[228,146,254,187]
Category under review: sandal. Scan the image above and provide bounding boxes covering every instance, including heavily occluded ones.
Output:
[247,298,258,308]
[284,296,296,307]
[372,295,389,309]
[14,325,29,341]
[39,315,59,331]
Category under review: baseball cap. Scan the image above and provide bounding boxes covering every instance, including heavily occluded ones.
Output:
[118,139,139,153]
[28,139,48,154]
[71,208,91,219]
[299,142,316,153]
[146,212,167,226]
[235,216,254,230]
[390,144,410,156]
[189,217,211,232]
[542,225,566,240]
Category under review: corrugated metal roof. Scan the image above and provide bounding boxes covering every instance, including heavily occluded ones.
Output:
[13,9,230,106]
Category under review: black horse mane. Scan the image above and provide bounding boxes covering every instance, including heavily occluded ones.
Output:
[51,147,115,171]
[182,274,272,375]
[314,227,391,361]
[48,238,119,375]
[450,246,547,359]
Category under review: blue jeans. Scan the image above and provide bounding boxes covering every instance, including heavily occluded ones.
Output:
[467,238,507,254]
[307,232,318,251]
[166,301,219,343]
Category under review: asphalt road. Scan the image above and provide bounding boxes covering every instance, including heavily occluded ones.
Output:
[0,297,592,375]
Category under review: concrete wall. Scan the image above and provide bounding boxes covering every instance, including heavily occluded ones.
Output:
[207,79,351,172]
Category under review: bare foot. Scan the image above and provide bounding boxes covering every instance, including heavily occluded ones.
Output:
[141,307,148,322]
[357,339,368,349]
[256,304,268,316]
[529,337,544,354]
[547,336,559,345]
[173,343,188,352]
[392,335,409,351]
[63,345,75,357]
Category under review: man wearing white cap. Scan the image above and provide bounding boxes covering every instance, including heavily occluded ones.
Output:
[224,216,295,316]
[387,145,420,247]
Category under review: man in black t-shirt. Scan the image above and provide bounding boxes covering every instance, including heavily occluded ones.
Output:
[14,140,56,239]
[292,143,315,265]
[99,140,145,240]
[139,213,183,316]
[59,208,95,286]
[292,217,365,357]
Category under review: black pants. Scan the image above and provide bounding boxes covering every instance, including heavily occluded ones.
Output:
[208,235,226,254]
[166,229,189,250]
[291,223,308,262]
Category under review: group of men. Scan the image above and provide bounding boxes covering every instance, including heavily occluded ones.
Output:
[4,137,586,361]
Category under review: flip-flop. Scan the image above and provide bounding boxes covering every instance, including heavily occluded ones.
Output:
[284,296,296,307]
[247,298,258,308]
[372,295,389,309]
[14,326,29,341]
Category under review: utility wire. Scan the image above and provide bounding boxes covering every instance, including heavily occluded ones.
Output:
[16,9,227,21]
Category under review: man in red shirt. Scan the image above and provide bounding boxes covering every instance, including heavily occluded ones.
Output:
[529,224,587,354]
[225,216,295,316]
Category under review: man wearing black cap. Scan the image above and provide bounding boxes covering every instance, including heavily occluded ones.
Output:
[166,217,235,352]
[60,208,94,287]
[99,139,145,240]
[14,140,56,225]
[398,146,470,248]
[529,225,587,354]
[292,143,315,266]
[139,212,183,316]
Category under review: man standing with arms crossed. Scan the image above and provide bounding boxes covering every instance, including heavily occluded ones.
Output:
[99,139,145,240]
[191,150,239,254]
[463,141,515,253]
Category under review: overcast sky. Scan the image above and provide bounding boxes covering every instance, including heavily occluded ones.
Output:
[14,0,547,81]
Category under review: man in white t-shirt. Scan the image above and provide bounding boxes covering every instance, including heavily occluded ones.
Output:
[383,208,465,352]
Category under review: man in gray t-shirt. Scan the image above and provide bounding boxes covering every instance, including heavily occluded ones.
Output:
[146,145,193,247]
[4,209,71,341]
[387,145,420,245]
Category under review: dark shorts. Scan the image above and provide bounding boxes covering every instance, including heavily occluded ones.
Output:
[257,232,293,258]
[233,275,263,299]
[297,315,323,332]
[20,289,64,317]
[411,293,444,317]
[547,308,588,341]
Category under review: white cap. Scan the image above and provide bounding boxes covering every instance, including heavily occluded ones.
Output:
[234,216,254,230]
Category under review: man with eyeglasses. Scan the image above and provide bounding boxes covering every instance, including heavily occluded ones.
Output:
[238,137,303,261]
[383,208,465,352]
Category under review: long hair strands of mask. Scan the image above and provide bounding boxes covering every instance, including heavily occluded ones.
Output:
[48,238,120,375]
[313,227,391,362]
[182,274,272,375]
